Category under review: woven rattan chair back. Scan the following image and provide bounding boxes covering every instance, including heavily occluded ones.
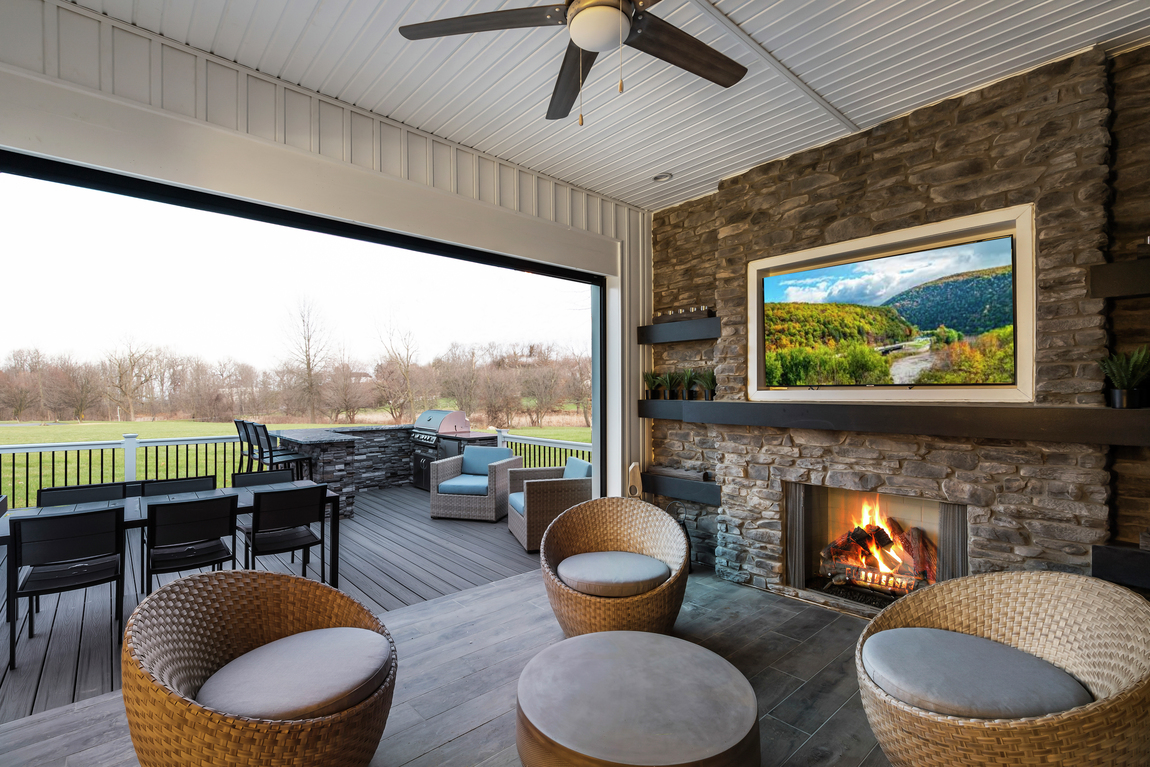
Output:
[122,571,396,767]
[857,570,1150,766]
[540,497,690,637]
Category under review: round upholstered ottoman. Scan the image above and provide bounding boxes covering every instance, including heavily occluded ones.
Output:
[516,631,760,767]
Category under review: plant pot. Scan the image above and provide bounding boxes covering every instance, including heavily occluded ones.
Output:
[645,390,657,400]
[703,389,715,401]
[686,390,700,400]
[1108,389,1136,408]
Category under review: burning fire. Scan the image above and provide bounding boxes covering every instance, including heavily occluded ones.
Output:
[819,494,936,596]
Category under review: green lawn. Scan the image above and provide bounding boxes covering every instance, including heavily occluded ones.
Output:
[0,421,591,509]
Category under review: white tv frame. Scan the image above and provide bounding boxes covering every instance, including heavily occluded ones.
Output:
[746,204,1036,403]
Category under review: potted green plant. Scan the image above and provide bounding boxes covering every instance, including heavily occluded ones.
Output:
[696,367,717,401]
[642,371,662,400]
[655,372,674,400]
[663,371,684,400]
[680,368,699,400]
[1099,346,1150,408]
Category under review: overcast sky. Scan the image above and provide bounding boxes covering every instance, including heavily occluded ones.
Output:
[1,173,591,369]
[763,236,1013,306]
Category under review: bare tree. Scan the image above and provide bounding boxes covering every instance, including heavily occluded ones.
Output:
[381,327,420,423]
[285,300,330,423]
[478,366,521,429]
[325,352,373,423]
[563,350,593,427]
[49,356,104,420]
[105,342,156,421]
[520,345,563,426]
[434,343,480,416]
[0,369,36,421]
[372,357,409,423]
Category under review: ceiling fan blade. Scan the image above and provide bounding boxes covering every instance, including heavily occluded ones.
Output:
[399,6,566,41]
[626,12,747,87]
[547,41,599,120]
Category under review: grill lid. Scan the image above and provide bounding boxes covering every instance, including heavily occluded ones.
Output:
[414,409,470,435]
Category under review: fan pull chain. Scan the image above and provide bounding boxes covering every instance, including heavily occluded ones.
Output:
[579,47,584,126]
[619,3,624,93]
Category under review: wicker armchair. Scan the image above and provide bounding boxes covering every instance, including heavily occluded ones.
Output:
[857,571,1150,767]
[430,451,522,522]
[541,497,689,637]
[122,571,397,767]
[507,463,593,552]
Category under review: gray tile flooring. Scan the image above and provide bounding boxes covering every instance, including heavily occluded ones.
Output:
[0,567,892,767]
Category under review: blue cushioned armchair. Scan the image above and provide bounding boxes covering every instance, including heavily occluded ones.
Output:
[507,457,594,552]
[430,446,522,522]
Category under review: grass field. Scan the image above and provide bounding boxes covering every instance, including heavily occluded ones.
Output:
[0,420,591,509]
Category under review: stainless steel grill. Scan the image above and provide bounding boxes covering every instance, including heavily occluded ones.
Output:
[411,410,497,491]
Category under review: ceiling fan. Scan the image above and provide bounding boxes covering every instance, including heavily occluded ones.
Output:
[399,0,748,121]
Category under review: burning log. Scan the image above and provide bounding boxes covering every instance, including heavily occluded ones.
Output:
[820,531,861,562]
[867,524,893,549]
[849,527,871,549]
[909,527,938,583]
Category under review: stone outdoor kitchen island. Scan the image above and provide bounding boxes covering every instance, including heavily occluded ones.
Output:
[645,48,1149,609]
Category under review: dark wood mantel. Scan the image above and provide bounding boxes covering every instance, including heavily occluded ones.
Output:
[638,399,1150,447]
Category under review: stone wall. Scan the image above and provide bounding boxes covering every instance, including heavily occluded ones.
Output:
[649,50,1119,581]
[290,426,413,517]
[1108,46,1150,544]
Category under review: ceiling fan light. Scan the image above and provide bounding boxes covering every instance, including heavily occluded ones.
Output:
[569,6,630,53]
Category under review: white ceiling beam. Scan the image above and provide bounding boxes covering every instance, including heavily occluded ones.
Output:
[687,0,859,133]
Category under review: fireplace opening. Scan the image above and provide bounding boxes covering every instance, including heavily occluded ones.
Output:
[785,482,967,613]
[807,488,940,608]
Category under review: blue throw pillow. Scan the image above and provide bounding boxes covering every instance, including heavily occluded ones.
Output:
[563,458,593,479]
[461,446,514,476]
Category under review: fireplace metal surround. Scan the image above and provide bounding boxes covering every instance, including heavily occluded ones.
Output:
[783,482,969,615]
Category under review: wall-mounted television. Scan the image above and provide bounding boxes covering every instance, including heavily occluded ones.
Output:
[746,206,1035,403]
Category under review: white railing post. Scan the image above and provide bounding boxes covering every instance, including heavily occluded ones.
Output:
[123,433,138,481]
[496,429,509,448]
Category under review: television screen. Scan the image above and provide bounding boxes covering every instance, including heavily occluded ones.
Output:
[761,236,1015,387]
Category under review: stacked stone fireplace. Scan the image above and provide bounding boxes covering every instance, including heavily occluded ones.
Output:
[645,48,1147,609]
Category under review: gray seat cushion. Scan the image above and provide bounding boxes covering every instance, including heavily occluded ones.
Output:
[861,627,1093,719]
[509,491,525,516]
[557,551,672,598]
[437,474,489,496]
[197,627,392,720]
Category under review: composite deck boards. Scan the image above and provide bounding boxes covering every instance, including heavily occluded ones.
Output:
[0,568,894,767]
[0,485,538,725]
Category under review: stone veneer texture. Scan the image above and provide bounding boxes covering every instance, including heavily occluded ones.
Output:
[1108,46,1150,544]
[650,50,1120,581]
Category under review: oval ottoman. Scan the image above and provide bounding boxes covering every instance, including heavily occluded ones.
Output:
[516,631,760,767]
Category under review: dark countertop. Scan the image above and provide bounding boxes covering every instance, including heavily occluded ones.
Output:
[272,428,362,445]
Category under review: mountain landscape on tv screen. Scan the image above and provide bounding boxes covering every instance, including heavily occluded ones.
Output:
[761,238,1015,387]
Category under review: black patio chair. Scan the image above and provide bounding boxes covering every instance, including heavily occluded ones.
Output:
[252,422,310,480]
[141,476,217,497]
[239,485,328,582]
[141,495,238,595]
[36,482,125,507]
[6,507,125,669]
[231,469,294,488]
[234,419,256,473]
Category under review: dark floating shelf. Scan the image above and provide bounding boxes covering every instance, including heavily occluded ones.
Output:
[637,399,1150,447]
[637,317,721,344]
[641,472,722,506]
[1092,543,1150,592]
[1088,257,1150,298]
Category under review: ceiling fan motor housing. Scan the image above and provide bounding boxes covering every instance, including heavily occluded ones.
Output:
[568,0,635,53]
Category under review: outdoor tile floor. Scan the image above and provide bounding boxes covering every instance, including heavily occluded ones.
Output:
[0,564,891,766]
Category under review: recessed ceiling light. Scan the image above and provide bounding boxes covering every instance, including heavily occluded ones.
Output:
[652,172,674,183]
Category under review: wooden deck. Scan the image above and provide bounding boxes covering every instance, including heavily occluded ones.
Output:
[0,567,892,767]
[0,485,539,725]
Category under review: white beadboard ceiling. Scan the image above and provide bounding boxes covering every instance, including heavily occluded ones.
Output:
[69,0,1150,211]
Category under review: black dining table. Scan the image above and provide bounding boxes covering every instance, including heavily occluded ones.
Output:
[0,480,343,588]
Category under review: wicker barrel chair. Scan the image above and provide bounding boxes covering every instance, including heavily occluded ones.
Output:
[122,570,397,767]
[857,571,1150,767]
[541,497,689,637]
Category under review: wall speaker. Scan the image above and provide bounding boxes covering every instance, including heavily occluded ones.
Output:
[626,462,642,498]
